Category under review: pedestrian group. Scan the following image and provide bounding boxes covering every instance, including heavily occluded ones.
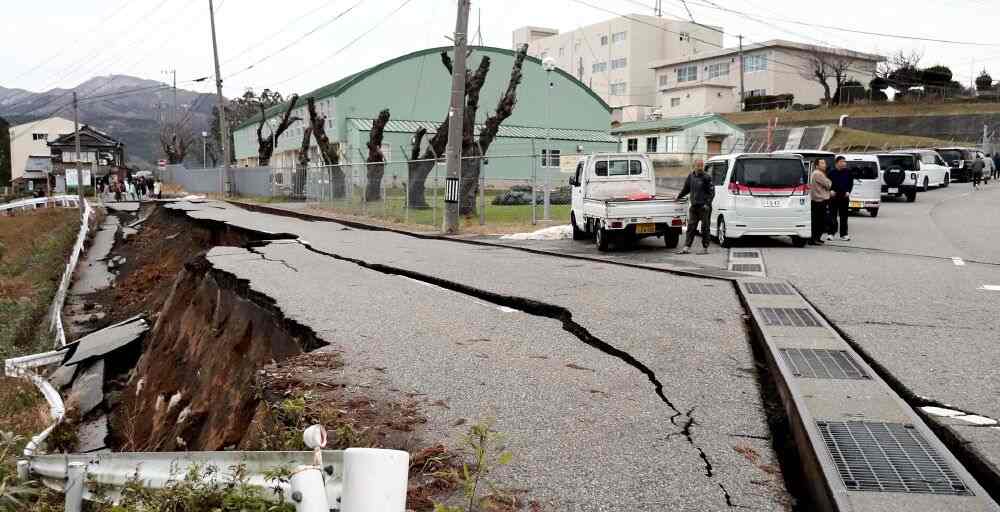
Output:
[96,175,163,202]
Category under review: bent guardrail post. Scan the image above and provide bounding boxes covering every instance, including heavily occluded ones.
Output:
[65,462,85,512]
[342,448,409,512]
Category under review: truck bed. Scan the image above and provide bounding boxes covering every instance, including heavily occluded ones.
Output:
[582,196,687,220]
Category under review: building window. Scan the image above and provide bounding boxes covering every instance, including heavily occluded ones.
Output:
[676,65,697,82]
[609,82,627,96]
[600,35,608,46]
[611,58,627,70]
[611,31,627,44]
[670,97,681,107]
[646,137,658,153]
[707,62,730,79]
[664,136,677,153]
[558,47,565,57]
[743,54,768,73]
[32,133,48,141]
[574,41,581,52]
[680,32,690,42]
[744,88,767,98]
[592,61,607,73]
[541,149,561,167]
[658,75,669,87]
[626,138,638,152]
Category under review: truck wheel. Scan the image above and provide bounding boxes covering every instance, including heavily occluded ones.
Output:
[595,226,610,252]
[664,228,680,249]
[942,173,950,188]
[717,218,733,248]
[905,190,917,202]
[792,236,808,248]
[571,213,587,240]
[867,207,879,217]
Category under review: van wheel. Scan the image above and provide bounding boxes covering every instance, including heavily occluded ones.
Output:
[595,226,610,252]
[717,218,733,248]
[942,173,950,188]
[664,228,680,249]
[922,177,929,191]
[571,213,587,240]
[905,190,917,202]
[868,207,879,217]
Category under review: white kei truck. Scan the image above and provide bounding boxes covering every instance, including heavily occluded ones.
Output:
[569,153,687,252]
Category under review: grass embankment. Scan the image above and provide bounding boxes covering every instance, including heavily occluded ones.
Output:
[723,101,1000,126]
[825,127,955,153]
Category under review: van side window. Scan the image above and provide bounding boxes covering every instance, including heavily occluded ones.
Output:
[921,153,935,165]
[629,160,642,175]
[595,161,608,176]
[709,162,727,186]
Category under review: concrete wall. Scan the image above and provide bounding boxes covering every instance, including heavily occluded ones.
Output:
[160,165,275,196]
[8,117,75,181]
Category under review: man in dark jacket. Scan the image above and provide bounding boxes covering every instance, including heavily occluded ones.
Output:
[828,156,854,241]
[972,154,985,190]
[992,153,1000,180]
[676,159,715,254]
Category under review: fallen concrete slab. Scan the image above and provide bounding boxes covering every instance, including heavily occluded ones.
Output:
[63,315,148,367]
[77,414,109,452]
[69,359,104,417]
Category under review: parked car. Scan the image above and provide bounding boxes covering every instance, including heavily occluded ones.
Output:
[705,153,811,248]
[874,153,919,202]
[891,149,949,191]
[838,154,882,217]
[569,153,687,251]
[934,147,978,183]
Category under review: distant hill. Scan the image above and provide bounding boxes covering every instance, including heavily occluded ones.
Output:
[0,75,218,167]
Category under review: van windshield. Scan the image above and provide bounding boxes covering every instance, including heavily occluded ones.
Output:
[846,161,879,180]
[878,155,916,171]
[733,158,806,188]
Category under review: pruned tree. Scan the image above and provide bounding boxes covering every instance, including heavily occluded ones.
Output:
[159,121,194,164]
[977,70,994,92]
[295,125,312,198]
[257,94,300,166]
[365,109,390,201]
[801,46,854,105]
[306,96,345,198]
[211,88,288,165]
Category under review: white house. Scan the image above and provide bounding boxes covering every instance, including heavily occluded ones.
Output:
[650,40,883,115]
[610,114,746,176]
[7,116,75,184]
[514,15,722,123]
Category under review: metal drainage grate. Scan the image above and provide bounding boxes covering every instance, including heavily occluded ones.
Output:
[780,348,869,379]
[732,251,760,259]
[817,420,973,496]
[758,307,820,327]
[731,263,763,272]
[745,282,795,295]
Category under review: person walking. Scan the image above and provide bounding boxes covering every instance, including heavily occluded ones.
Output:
[827,156,853,241]
[992,153,1000,181]
[153,178,162,200]
[972,154,985,190]
[809,158,833,245]
[113,180,122,202]
[675,159,715,255]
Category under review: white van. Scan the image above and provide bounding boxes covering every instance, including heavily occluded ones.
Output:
[705,153,812,248]
[838,154,882,217]
[892,149,950,191]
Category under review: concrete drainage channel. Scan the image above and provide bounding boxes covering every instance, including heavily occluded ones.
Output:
[231,202,1000,511]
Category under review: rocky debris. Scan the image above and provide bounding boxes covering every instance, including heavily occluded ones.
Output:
[77,414,109,452]
[69,359,104,417]
[491,185,570,206]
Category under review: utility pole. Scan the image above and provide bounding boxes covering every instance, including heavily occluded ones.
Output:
[443,0,470,234]
[73,91,84,210]
[171,69,177,126]
[738,35,745,112]
[208,0,229,196]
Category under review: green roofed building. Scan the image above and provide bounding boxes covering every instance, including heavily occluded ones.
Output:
[231,45,617,180]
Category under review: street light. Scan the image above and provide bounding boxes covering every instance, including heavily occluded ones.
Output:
[542,56,556,221]
[201,131,208,168]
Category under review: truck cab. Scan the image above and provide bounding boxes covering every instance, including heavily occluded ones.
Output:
[570,153,687,251]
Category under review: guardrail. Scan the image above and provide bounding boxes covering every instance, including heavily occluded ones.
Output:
[0,194,82,214]
[18,442,408,511]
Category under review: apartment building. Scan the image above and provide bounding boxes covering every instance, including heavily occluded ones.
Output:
[514,15,722,122]
[7,116,75,184]
[650,39,883,116]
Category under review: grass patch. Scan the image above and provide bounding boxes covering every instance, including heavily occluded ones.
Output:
[0,208,80,359]
[825,127,955,152]
[723,100,1000,126]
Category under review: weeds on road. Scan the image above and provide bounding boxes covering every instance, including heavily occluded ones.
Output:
[0,431,41,512]
[433,421,516,512]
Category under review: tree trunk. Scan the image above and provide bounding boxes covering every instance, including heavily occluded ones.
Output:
[295,126,312,198]
[365,109,390,201]
[459,44,529,216]
[408,119,450,208]
[257,94,300,166]
[306,96,345,198]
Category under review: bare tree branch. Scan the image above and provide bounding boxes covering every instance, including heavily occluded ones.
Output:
[305,96,345,197]
[256,94,300,165]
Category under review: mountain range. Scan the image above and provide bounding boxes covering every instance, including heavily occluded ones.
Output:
[0,75,217,167]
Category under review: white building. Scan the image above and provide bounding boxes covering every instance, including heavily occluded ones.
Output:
[610,114,746,178]
[514,15,722,123]
[650,40,883,116]
[7,116,75,184]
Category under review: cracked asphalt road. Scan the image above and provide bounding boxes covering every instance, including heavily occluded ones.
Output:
[167,201,792,511]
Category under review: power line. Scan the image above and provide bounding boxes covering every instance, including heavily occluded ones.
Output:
[221,0,340,68]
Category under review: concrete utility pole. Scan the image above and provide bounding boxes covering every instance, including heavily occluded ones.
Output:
[443,0,470,234]
[738,35,745,112]
[73,91,84,210]
[208,0,230,196]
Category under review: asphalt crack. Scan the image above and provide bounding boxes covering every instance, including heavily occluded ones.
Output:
[245,245,300,272]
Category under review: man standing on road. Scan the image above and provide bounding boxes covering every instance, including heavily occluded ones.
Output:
[676,159,715,255]
[992,153,1000,181]
[809,158,832,245]
[828,156,853,241]
[972,154,985,190]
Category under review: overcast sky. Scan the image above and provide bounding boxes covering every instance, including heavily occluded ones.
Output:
[2,0,999,100]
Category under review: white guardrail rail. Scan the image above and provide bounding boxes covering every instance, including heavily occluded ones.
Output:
[0,194,82,214]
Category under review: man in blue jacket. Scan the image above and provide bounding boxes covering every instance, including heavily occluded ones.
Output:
[827,156,853,241]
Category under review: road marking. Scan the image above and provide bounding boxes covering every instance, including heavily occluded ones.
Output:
[952,257,965,266]
[979,285,1000,291]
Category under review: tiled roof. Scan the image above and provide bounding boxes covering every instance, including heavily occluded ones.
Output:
[610,114,741,134]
